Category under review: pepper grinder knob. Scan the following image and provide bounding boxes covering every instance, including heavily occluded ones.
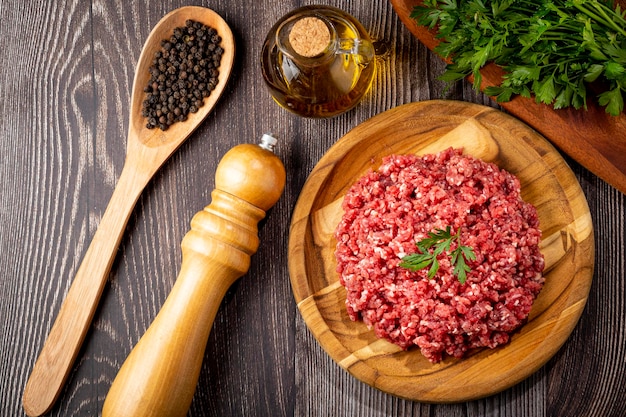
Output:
[215,133,285,211]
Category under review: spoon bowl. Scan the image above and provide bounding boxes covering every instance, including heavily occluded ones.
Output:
[22,7,235,417]
[127,6,235,166]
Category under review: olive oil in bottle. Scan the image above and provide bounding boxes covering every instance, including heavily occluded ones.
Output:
[261,6,379,118]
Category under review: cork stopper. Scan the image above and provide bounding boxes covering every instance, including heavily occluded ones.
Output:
[288,17,331,57]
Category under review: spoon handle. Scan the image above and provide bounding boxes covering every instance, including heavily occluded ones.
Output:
[22,161,149,417]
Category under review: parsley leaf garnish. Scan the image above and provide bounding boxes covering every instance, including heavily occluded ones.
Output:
[411,0,626,116]
[399,226,476,284]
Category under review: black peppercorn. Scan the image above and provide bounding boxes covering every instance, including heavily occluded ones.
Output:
[142,20,224,131]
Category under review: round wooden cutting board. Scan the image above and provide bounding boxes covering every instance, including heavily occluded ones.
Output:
[288,100,594,402]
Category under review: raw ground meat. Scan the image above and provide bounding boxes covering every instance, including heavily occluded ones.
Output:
[334,148,545,363]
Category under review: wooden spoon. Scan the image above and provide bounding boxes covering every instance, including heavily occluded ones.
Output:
[22,7,235,417]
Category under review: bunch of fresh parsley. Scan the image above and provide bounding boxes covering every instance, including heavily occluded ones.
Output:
[411,0,626,115]
[399,226,476,284]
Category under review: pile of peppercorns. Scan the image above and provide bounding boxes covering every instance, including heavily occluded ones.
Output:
[142,19,224,130]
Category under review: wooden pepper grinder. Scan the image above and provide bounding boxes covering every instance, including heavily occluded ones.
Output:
[102,134,286,417]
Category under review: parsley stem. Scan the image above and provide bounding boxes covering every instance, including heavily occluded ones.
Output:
[573,1,626,38]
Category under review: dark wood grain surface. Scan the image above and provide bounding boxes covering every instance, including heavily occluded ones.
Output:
[1,1,624,416]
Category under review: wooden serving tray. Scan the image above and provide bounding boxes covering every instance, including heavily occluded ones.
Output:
[288,100,594,402]
[390,0,626,195]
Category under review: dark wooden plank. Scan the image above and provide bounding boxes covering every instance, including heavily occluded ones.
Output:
[545,174,626,417]
[0,1,104,416]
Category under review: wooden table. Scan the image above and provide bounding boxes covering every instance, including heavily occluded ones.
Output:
[1,1,624,416]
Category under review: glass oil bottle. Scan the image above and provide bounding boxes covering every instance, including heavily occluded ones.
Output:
[261,5,383,118]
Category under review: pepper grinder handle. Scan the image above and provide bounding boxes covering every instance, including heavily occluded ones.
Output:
[102,134,285,417]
